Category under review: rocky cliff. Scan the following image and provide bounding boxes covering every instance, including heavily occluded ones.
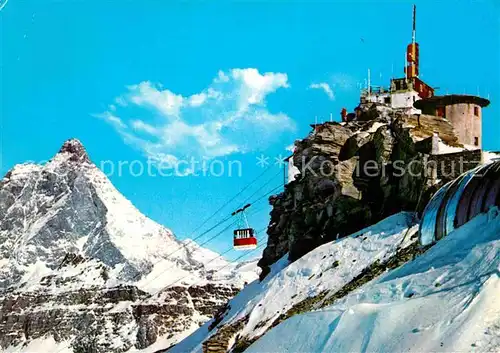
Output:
[0,139,258,352]
[258,103,472,277]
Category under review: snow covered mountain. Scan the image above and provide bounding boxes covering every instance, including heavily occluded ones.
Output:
[169,208,500,353]
[0,139,258,352]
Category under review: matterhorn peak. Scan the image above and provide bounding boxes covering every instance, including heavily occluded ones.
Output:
[56,138,91,163]
[0,139,259,351]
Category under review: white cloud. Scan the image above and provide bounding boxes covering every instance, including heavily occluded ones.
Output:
[127,81,184,119]
[331,73,356,91]
[96,68,294,167]
[231,68,289,107]
[309,82,335,100]
[94,111,127,129]
[131,120,158,135]
[115,96,128,107]
[188,92,207,107]
[215,70,230,83]
[187,88,222,107]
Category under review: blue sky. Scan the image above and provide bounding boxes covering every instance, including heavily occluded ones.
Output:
[1,0,499,260]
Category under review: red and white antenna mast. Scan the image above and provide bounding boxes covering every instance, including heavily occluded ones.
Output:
[406,4,419,79]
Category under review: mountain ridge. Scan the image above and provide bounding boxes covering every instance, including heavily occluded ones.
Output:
[0,138,258,352]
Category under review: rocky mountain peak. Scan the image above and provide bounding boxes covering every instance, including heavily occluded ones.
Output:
[0,140,259,351]
[56,138,91,163]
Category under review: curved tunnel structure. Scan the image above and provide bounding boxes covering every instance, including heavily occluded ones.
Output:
[419,160,500,246]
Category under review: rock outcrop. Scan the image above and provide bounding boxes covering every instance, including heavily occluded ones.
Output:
[258,102,471,276]
[0,255,241,352]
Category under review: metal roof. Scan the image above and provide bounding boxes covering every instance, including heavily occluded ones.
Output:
[414,94,490,110]
[419,160,500,246]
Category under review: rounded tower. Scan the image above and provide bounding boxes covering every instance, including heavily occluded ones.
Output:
[414,95,490,148]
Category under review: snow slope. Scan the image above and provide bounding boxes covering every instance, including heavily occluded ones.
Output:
[168,212,419,353]
[246,207,500,353]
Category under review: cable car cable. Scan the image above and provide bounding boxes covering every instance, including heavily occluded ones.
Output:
[136,220,238,286]
[165,166,278,254]
[235,169,283,209]
[185,165,276,240]
[131,183,278,282]
[243,185,284,218]
[247,184,284,206]
[148,231,268,299]
[132,170,282,282]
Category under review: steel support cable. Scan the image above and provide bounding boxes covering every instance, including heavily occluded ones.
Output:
[129,219,235,282]
[129,169,278,281]
[137,220,238,287]
[131,181,282,283]
[149,231,268,299]
[246,205,270,218]
[251,184,283,204]
[236,169,283,208]
[244,182,285,216]
[184,165,276,240]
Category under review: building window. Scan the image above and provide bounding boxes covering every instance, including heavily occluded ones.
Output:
[474,137,479,146]
[384,96,391,104]
[474,106,479,116]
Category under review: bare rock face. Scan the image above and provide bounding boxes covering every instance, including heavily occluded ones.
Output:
[58,138,92,164]
[403,114,461,146]
[259,121,372,273]
[0,139,258,352]
[258,103,469,277]
[293,122,359,198]
[0,256,240,352]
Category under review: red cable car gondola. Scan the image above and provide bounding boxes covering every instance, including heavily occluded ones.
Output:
[234,228,257,250]
[232,204,258,250]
